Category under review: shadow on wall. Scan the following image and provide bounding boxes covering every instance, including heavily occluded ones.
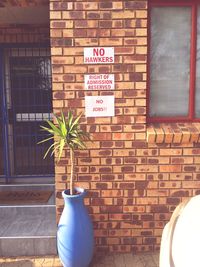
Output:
[1,261,34,267]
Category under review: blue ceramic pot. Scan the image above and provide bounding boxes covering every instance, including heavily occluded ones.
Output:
[57,187,94,267]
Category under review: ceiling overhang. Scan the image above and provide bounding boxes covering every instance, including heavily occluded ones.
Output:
[0,1,49,24]
[0,0,48,7]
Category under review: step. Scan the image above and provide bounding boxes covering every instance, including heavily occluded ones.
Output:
[0,184,55,205]
[0,206,57,257]
[0,176,55,185]
[0,236,57,257]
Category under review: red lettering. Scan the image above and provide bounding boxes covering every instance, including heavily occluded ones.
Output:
[93,48,105,57]
[93,48,99,56]
[96,99,103,104]
[93,107,104,112]
[99,48,105,56]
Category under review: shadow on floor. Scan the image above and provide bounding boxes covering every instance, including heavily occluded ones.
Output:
[89,252,159,267]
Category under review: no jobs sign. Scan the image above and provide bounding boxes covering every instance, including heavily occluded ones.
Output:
[85,96,115,117]
[84,47,114,64]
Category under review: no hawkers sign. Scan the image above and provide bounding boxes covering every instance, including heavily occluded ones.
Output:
[84,47,114,64]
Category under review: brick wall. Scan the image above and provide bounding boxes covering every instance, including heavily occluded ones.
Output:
[50,0,200,253]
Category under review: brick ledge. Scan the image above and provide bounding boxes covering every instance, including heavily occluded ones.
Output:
[147,123,200,144]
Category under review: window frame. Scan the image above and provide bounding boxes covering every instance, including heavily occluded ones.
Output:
[147,0,200,123]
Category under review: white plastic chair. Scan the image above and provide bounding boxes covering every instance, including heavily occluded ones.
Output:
[160,195,200,267]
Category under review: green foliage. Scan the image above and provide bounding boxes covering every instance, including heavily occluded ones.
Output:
[38,110,90,162]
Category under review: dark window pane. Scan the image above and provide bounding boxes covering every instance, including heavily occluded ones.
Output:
[150,7,191,117]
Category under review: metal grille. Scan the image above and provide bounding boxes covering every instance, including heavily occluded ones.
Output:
[0,46,54,178]
[0,87,3,176]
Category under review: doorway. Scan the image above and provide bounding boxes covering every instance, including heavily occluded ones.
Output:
[0,46,54,183]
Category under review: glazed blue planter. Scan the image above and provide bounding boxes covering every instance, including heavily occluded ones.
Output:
[57,187,94,267]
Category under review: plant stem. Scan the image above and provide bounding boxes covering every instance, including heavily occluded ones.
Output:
[70,148,74,195]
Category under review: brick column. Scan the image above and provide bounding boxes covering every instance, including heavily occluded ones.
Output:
[49,0,168,253]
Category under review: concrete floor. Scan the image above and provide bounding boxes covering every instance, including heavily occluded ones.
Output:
[91,252,159,267]
[0,252,159,267]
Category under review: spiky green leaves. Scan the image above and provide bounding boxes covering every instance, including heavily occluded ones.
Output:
[38,110,90,162]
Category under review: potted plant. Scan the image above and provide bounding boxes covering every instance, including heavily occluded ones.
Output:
[38,110,94,267]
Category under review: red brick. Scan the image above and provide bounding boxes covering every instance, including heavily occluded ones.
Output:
[125,1,147,9]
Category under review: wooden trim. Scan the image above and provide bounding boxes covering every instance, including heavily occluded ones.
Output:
[146,0,151,122]
[148,117,191,123]
[149,0,194,6]
[189,4,197,120]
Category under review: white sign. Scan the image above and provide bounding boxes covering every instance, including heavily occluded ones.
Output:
[84,47,114,64]
[84,74,114,90]
[85,96,115,117]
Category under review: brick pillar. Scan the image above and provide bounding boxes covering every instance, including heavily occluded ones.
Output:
[49,0,167,253]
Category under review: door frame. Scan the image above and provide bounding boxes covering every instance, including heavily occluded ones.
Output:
[0,49,11,182]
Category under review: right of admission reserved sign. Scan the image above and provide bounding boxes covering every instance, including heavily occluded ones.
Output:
[84,74,114,90]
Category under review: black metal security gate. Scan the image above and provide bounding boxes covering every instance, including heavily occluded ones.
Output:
[0,46,54,182]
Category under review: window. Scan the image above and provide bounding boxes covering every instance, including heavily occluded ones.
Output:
[148,1,200,122]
